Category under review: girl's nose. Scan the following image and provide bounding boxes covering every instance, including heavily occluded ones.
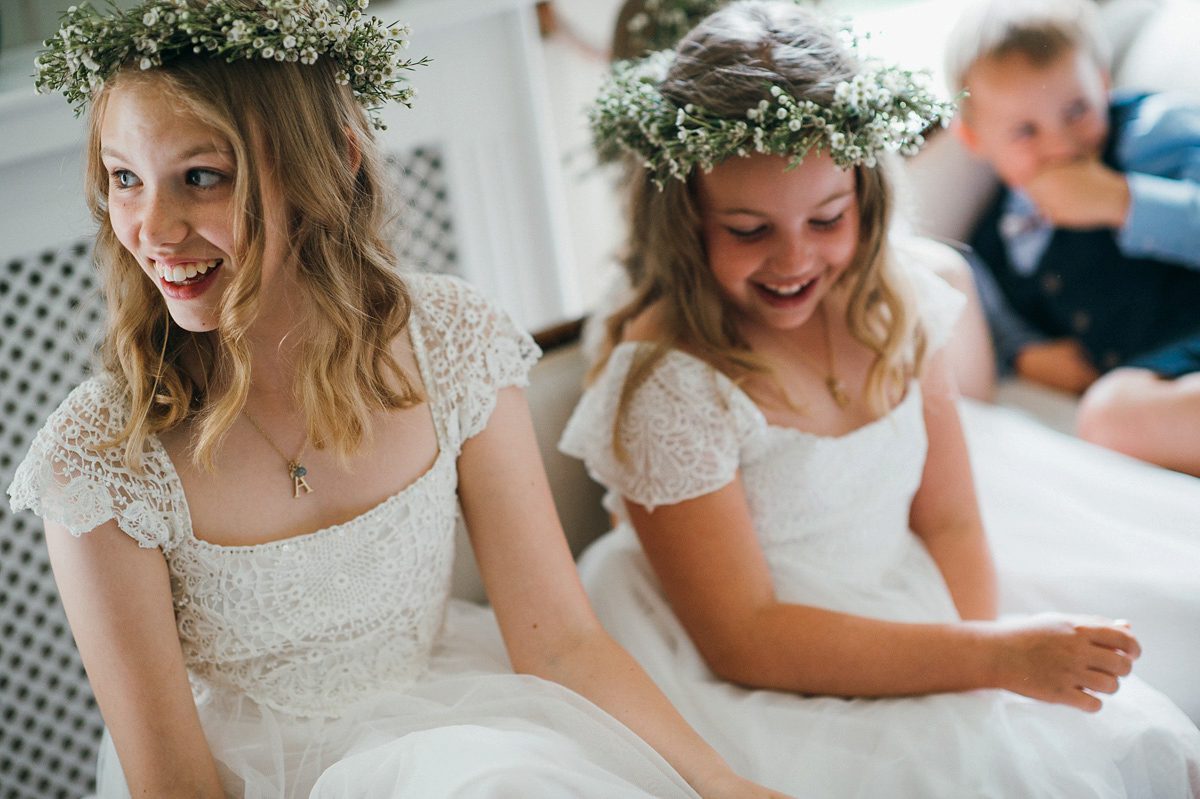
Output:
[773,230,814,274]
[139,189,188,248]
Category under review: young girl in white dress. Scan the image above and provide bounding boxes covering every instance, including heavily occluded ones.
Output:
[5,3,795,798]
[560,2,1200,796]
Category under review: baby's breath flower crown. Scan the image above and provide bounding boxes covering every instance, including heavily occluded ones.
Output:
[34,0,428,129]
[591,42,959,188]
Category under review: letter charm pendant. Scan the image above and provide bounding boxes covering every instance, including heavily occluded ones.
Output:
[289,461,314,498]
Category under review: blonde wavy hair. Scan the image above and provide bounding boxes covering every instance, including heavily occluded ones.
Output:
[85,55,423,471]
[597,1,927,454]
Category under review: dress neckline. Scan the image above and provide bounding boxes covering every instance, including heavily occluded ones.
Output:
[156,302,449,554]
[608,340,920,443]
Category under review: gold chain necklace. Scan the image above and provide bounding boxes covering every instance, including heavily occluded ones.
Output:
[794,301,851,410]
[242,409,314,499]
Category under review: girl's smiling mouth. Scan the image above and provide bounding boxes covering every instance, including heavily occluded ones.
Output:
[753,275,818,304]
[154,258,222,286]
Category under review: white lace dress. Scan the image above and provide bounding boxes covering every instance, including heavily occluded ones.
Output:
[559,268,1200,798]
[7,273,699,799]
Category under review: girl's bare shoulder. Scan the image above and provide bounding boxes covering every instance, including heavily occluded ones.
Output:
[620,300,668,344]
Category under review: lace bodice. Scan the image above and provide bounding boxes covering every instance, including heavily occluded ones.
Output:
[560,265,965,603]
[8,273,539,718]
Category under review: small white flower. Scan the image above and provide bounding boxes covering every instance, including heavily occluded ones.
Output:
[266,18,279,30]
[283,35,297,48]
[261,47,275,59]
[142,10,158,26]
[139,57,152,70]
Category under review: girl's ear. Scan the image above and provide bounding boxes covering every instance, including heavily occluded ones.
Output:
[345,126,362,175]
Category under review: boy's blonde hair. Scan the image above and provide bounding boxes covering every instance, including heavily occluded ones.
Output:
[85,55,423,471]
[946,0,1111,98]
[598,1,925,456]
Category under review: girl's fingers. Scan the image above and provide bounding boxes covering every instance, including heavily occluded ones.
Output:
[1079,668,1121,696]
[1065,686,1104,713]
[1088,626,1141,659]
[1087,645,1135,679]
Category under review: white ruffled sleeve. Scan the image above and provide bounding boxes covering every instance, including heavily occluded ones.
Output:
[905,259,967,354]
[560,346,765,512]
[408,273,541,447]
[6,377,180,550]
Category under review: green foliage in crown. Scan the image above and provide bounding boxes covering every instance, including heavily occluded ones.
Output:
[591,45,959,188]
[34,0,428,129]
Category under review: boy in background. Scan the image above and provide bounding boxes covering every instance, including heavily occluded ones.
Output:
[948,0,1200,476]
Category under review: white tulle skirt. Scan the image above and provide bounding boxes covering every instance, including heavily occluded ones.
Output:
[94,601,698,799]
[579,524,1200,798]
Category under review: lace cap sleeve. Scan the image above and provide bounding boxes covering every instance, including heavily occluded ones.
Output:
[893,241,967,354]
[560,346,764,512]
[6,377,178,549]
[409,273,541,445]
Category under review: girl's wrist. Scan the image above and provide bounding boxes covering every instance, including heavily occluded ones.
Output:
[957,620,1009,692]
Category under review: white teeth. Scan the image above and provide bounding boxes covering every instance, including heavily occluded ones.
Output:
[761,279,811,297]
[156,259,219,284]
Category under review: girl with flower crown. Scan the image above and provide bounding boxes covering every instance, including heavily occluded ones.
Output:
[5,2,797,798]
[560,2,1200,795]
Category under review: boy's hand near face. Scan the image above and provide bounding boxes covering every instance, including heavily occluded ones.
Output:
[1024,160,1132,230]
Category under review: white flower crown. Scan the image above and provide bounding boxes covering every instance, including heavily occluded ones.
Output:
[34,0,428,129]
[591,42,959,188]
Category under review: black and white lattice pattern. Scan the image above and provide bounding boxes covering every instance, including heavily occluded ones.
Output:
[385,146,460,277]
[0,242,105,799]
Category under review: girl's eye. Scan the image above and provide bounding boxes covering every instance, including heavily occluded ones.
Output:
[187,168,224,188]
[728,225,767,239]
[810,212,844,231]
[111,169,140,189]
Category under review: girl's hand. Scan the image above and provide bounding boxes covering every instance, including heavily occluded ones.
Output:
[990,613,1139,712]
[693,770,797,799]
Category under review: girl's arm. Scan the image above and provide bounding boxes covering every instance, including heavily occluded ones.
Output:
[44,519,224,798]
[621,386,1137,711]
[908,346,997,621]
[457,385,791,799]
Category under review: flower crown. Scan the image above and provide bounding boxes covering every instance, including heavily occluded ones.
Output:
[591,40,959,188]
[34,0,428,129]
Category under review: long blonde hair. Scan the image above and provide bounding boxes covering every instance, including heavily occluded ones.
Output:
[85,55,423,470]
[598,1,926,452]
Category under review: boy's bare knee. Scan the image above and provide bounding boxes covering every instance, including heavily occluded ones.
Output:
[1076,369,1155,453]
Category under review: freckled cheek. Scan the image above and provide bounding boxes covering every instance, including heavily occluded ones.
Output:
[106,200,140,255]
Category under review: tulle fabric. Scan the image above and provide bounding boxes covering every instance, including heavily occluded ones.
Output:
[580,527,1200,798]
[94,602,699,799]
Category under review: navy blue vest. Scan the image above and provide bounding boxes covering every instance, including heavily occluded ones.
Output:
[970,94,1200,371]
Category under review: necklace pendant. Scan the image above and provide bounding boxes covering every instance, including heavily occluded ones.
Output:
[826,376,852,410]
[288,460,313,499]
